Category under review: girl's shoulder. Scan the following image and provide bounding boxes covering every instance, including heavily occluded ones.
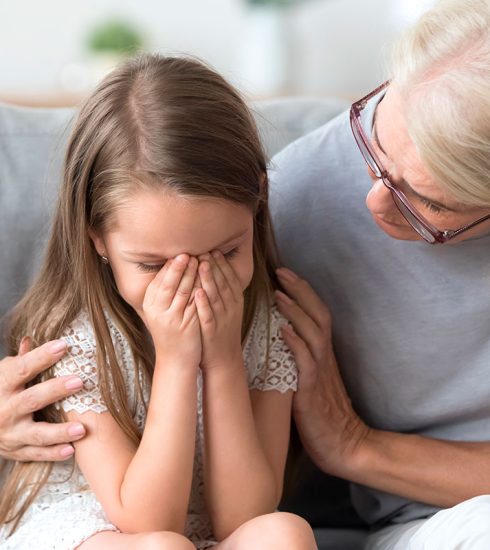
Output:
[243,301,289,351]
[52,310,136,414]
[58,310,128,355]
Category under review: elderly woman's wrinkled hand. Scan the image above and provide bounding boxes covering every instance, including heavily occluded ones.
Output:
[0,339,86,462]
[275,267,370,477]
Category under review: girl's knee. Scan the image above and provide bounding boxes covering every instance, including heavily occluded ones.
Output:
[140,531,195,550]
[249,512,316,548]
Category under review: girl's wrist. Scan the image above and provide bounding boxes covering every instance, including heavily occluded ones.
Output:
[154,357,200,374]
[201,356,244,377]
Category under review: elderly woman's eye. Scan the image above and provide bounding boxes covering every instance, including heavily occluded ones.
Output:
[420,199,443,214]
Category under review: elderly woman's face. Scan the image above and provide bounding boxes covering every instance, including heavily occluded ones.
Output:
[365,87,490,242]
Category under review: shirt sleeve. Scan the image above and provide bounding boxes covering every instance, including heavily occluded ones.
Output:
[245,303,298,393]
[52,312,108,414]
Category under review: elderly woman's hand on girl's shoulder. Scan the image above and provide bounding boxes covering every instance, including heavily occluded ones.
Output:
[274,267,370,478]
[0,338,86,462]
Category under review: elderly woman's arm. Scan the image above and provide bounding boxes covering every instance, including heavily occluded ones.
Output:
[275,266,490,509]
[0,339,86,462]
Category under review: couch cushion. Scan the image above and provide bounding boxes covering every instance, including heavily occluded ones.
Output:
[315,528,368,550]
[0,104,74,352]
[254,96,349,158]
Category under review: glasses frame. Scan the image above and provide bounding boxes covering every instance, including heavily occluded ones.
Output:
[350,80,490,244]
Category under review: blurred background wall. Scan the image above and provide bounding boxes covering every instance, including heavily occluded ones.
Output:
[0,0,435,107]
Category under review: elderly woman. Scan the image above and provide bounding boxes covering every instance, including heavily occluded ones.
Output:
[272,0,490,547]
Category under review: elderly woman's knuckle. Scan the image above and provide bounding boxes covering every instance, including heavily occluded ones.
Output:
[31,428,46,447]
[23,393,41,413]
[297,277,310,290]
[16,356,30,380]
[0,435,16,454]
[320,311,332,328]
[295,337,308,351]
[312,334,325,351]
[31,448,45,461]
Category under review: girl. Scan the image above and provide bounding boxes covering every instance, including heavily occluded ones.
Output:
[0,54,316,549]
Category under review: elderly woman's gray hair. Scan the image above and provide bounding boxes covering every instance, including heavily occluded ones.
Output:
[390,0,490,207]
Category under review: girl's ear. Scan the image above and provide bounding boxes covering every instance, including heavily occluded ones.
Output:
[259,172,267,191]
[88,227,106,257]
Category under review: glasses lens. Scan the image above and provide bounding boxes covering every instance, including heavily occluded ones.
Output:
[351,116,382,177]
[391,191,436,243]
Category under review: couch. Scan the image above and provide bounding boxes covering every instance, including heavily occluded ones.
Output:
[0,96,370,549]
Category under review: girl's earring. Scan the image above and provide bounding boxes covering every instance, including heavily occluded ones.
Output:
[101,254,109,265]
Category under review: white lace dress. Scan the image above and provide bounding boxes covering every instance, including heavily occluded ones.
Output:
[0,304,297,550]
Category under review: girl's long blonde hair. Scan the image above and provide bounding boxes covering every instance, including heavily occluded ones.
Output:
[1,53,279,534]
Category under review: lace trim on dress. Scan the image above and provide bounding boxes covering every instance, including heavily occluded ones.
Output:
[244,303,297,393]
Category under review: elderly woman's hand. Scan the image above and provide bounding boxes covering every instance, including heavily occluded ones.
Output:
[0,339,86,462]
[275,267,370,477]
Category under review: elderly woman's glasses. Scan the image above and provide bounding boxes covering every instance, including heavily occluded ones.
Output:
[350,80,490,244]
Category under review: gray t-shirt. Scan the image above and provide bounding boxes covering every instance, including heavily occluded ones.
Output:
[268,104,490,526]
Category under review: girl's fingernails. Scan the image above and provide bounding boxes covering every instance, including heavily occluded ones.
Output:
[175,254,188,265]
[200,261,211,273]
[276,267,298,283]
[275,290,294,305]
[281,324,295,337]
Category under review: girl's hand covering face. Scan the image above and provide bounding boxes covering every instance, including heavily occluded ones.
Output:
[142,254,202,369]
[195,250,244,371]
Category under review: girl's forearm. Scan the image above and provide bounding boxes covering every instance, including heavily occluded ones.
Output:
[202,363,279,540]
[117,364,197,533]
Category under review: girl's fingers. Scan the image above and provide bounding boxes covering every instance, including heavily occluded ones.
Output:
[182,299,199,329]
[147,255,189,310]
[276,267,332,333]
[195,288,215,331]
[211,250,242,301]
[198,259,222,310]
[206,253,233,304]
[171,257,198,313]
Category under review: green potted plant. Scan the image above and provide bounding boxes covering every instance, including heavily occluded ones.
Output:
[87,19,144,56]
[85,19,146,85]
